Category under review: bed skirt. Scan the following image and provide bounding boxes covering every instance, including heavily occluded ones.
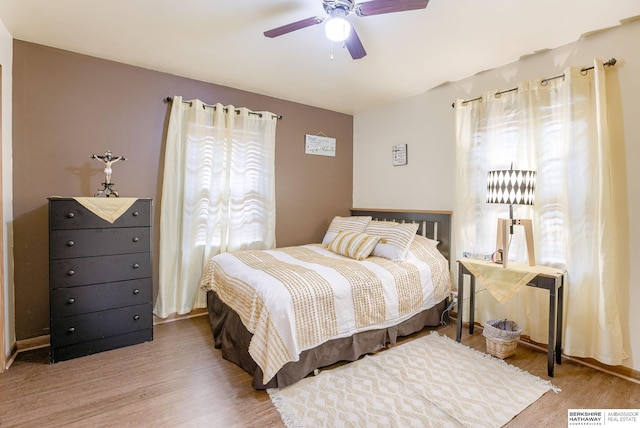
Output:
[207,290,450,389]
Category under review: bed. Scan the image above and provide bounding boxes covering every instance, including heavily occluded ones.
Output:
[199,209,453,389]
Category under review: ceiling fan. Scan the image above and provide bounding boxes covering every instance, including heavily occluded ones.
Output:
[264,0,429,60]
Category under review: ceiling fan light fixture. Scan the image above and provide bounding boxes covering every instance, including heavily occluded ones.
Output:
[265,0,429,60]
[325,9,351,42]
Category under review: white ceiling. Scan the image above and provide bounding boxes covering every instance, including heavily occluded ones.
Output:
[1,0,639,114]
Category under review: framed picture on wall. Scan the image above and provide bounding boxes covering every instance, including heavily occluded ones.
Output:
[393,144,408,166]
[305,134,336,157]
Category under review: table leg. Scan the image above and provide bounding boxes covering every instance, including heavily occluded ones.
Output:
[456,264,464,342]
[548,285,556,377]
[469,274,475,334]
[556,275,564,365]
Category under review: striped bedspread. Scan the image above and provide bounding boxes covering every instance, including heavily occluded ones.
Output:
[199,236,451,384]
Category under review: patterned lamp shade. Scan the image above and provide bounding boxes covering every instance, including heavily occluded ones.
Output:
[486,169,536,205]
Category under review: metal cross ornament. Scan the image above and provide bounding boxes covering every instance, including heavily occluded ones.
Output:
[91,150,126,197]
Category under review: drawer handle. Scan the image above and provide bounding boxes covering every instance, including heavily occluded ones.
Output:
[67,327,76,334]
[66,240,75,247]
[67,298,75,304]
[132,211,139,217]
[133,289,140,295]
[132,237,139,242]
[67,270,75,276]
[133,315,140,321]
[66,212,75,219]
[133,263,140,269]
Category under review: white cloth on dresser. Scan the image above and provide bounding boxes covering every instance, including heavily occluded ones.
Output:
[73,197,138,223]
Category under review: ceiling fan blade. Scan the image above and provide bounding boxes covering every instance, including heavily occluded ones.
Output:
[264,16,324,38]
[345,27,367,60]
[356,0,429,16]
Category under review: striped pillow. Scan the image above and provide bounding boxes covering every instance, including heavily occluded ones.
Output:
[365,220,419,260]
[321,216,372,245]
[327,230,380,261]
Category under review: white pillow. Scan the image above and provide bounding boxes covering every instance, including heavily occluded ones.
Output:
[326,230,381,261]
[364,220,419,261]
[321,216,372,245]
[406,235,442,263]
[414,234,439,248]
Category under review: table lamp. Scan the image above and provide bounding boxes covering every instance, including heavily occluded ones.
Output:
[486,165,536,268]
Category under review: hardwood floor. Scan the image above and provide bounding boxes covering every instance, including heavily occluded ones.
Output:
[1,315,638,427]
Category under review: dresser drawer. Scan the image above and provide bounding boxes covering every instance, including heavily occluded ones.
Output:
[50,227,151,259]
[50,278,151,317]
[51,329,153,362]
[50,303,153,347]
[49,199,151,230]
[50,253,151,288]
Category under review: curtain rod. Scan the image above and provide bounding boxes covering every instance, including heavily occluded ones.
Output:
[451,58,617,108]
[165,97,283,120]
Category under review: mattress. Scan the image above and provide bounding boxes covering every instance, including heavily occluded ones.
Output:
[199,235,451,385]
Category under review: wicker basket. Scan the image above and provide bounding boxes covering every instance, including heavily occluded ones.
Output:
[483,319,522,359]
[485,337,518,359]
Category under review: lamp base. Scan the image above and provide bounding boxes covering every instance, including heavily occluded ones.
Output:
[496,218,535,268]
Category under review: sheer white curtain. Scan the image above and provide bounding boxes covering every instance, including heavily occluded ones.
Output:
[454,59,627,365]
[154,96,278,318]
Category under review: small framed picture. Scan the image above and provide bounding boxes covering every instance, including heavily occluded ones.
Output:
[305,134,336,157]
[392,144,408,166]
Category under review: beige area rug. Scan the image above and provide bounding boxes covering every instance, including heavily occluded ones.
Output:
[267,332,558,428]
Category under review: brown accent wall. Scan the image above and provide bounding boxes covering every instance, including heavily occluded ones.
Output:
[12,40,353,340]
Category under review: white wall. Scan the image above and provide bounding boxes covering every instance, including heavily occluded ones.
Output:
[353,83,455,211]
[354,19,640,371]
[0,17,13,364]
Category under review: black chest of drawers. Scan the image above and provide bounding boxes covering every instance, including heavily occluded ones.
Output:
[49,198,153,362]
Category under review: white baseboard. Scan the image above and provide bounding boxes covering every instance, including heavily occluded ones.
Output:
[153,308,208,325]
